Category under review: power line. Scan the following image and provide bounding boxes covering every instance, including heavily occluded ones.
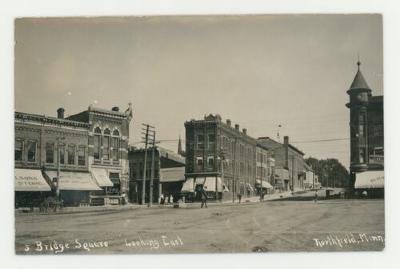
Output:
[292,138,349,144]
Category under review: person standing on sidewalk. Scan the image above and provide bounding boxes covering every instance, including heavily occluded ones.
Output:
[314,190,318,203]
[237,193,242,204]
[200,186,208,208]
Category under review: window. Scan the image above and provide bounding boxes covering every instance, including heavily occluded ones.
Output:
[15,139,23,161]
[78,146,86,166]
[207,156,215,168]
[94,127,101,160]
[103,128,110,160]
[359,125,364,137]
[374,125,383,137]
[112,130,120,161]
[196,157,203,167]
[67,144,76,165]
[59,144,65,164]
[374,147,384,156]
[27,141,37,162]
[197,135,204,149]
[359,148,365,163]
[46,142,55,163]
[208,134,215,149]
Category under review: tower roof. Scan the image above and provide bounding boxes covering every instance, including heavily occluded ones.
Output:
[349,61,371,91]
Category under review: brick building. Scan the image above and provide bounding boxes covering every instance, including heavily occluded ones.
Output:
[346,61,384,197]
[183,114,276,201]
[14,104,133,207]
[128,146,185,204]
[257,136,306,191]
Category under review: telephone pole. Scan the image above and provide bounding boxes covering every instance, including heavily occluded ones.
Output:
[149,130,156,207]
[141,124,155,205]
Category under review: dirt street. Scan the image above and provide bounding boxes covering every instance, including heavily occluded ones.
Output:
[15,199,384,254]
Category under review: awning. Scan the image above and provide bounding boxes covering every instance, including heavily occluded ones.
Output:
[256,179,273,189]
[355,171,384,189]
[45,171,101,191]
[160,167,185,183]
[15,169,51,192]
[246,183,254,192]
[181,178,195,192]
[91,168,113,187]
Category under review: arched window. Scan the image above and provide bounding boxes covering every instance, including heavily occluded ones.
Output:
[94,127,102,160]
[102,128,111,160]
[112,129,120,161]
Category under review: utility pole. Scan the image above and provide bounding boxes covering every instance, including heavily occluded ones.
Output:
[232,138,237,203]
[141,124,154,205]
[56,137,65,201]
[149,130,156,207]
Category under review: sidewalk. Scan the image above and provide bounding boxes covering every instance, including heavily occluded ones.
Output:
[15,191,298,216]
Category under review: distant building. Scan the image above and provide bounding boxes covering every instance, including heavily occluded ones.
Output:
[183,114,275,201]
[257,136,306,191]
[14,104,133,207]
[128,146,185,204]
[346,61,384,197]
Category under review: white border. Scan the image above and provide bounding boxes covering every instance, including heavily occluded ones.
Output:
[1,1,400,269]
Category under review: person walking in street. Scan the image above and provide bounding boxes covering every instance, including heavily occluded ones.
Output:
[237,193,242,204]
[314,190,318,203]
[200,186,208,208]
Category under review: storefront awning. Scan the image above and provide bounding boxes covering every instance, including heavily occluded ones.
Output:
[355,171,384,189]
[275,168,289,180]
[45,171,101,191]
[256,179,273,189]
[181,178,195,192]
[91,168,114,187]
[160,167,185,182]
[15,169,51,192]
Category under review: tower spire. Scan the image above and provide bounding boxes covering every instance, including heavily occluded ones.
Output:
[178,134,183,155]
[357,54,361,71]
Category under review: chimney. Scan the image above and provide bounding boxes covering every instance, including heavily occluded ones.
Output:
[57,108,65,119]
[284,136,289,169]
[235,124,240,131]
[226,119,231,126]
[112,106,119,112]
[242,128,247,135]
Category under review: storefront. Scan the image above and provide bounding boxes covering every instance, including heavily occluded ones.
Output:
[44,170,101,206]
[15,168,52,208]
[181,177,229,201]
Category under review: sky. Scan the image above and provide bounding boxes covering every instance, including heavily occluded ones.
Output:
[14,14,383,169]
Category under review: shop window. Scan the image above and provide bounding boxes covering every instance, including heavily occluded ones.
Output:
[67,144,76,165]
[374,147,384,156]
[27,141,37,162]
[78,146,86,166]
[197,134,204,149]
[46,142,54,163]
[15,139,23,161]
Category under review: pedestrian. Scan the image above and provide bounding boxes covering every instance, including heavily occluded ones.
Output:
[237,193,242,204]
[200,186,208,208]
[314,190,318,203]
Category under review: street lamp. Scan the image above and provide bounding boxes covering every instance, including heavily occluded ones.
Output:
[56,137,65,201]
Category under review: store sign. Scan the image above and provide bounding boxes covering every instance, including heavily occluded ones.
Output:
[369,155,384,165]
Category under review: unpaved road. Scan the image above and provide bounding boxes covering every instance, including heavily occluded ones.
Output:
[15,199,384,254]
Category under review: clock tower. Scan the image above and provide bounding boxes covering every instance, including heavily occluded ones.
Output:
[346,61,372,185]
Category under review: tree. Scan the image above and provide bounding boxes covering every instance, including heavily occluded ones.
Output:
[305,157,349,188]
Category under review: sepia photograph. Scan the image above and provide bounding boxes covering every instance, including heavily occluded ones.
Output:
[13,14,384,254]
